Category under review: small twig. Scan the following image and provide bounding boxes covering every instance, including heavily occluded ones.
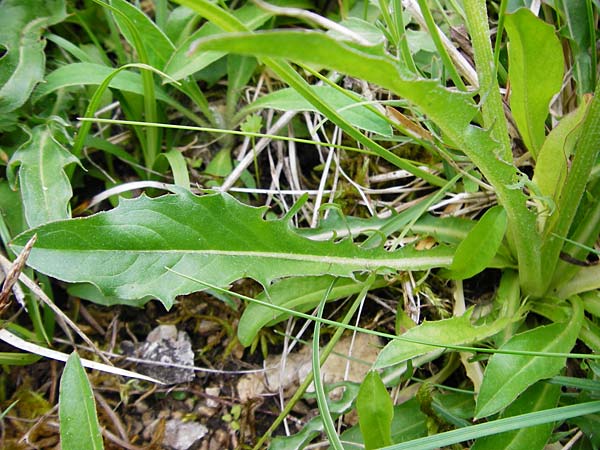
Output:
[0,234,36,312]
[0,253,113,366]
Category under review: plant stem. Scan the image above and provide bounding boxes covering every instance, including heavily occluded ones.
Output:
[464,0,543,295]
[463,0,511,161]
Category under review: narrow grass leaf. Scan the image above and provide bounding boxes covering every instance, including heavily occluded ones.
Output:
[237,275,388,346]
[505,9,563,157]
[7,125,79,228]
[11,190,453,309]
[475,297,584,419]
[59,352,104,450]
[357,371,393,449]
[0,0,67,113]
[380,400,600,450]
[240,86,392,136]
[471,382,560,450]
[374,310,511,369]
[445,206,507,280]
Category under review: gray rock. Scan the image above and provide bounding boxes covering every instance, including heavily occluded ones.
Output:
[137,325,195,385]
[163,419,208,450]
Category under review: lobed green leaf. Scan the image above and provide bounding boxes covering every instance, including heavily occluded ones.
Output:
[11,190,453,309]
[7,125,79,228]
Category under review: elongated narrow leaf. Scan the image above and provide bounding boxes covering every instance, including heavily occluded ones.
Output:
[7,125,79,228]
[505,9,563,157]
[59,352,104,450]
[11,190,453,309]
[475,297,584,419]
[163,3,274,80]
[471,382,560,450]
[32,63,173,104]
[0,0,67,113]
[241,86,392,136]
[374,310,512,369]
[238,275,388,346]
[109,0,175,69]
[357,371,393,449]
[445,206,508,280]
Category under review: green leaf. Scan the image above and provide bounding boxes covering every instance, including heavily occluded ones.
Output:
[505,9,563,158]
[444,206,508,280]
[556,0,596,96]
[162,149,190,189]
[108,0,175,69]
[471,382,560,450]
[357,371,393,449]
[475,297,584,419]
[532,96,590,203]
[59,352,104,450]
[240,86,392,136]
[163,3,274,80]
[238,275,388,347]
[11,190,453,309]
[7,125,79,228]
[0,0,67,113]
[374,310,512,370]
[340,398,428,448]
[32,63,173,104]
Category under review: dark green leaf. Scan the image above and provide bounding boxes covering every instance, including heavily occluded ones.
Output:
[11,190,453,309]
[0,0,67,113]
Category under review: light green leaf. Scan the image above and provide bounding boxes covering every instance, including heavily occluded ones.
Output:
[357,371,393,449]
[108,0,175,69]
[505,9,563,158]
[475,297,584,419]
[374,310,512,370]
[163,3,274,80]
[471,382,560,450]
[340,398,428,448]
[241,86,392,136]
[162,149,190,189]
[445,206,508,280]
[32,63,173,104]
[0,0,67,113]
[59,352,104,450]
[237,275,388,347]
[533,97,590,202]
[7,125,79,228]
[11,190,453,309]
